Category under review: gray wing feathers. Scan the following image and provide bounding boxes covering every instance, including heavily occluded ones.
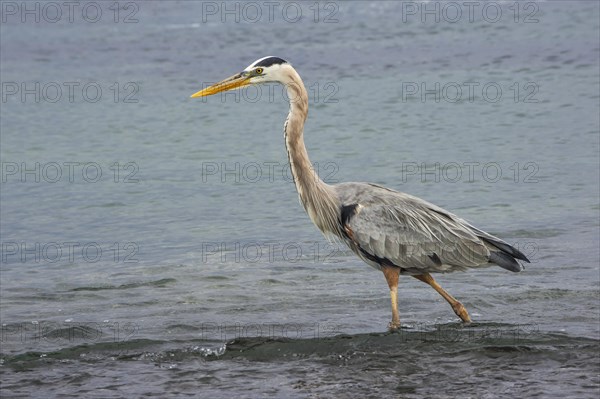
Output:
[467,224,530,261]
[335,183,529,274]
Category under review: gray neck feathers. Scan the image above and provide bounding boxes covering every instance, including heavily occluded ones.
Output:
[282,68,341,236]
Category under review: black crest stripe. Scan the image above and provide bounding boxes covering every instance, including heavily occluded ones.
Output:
[254,57,288,68]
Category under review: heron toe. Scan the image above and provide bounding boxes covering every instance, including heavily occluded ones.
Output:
[452,302,471,323]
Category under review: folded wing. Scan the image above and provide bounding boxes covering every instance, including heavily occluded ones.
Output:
[335,183,529,274]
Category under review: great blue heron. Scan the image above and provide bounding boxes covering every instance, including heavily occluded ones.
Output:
[191,56,530,330]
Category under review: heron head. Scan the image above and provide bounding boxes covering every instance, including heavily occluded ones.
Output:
[191,56,289,98]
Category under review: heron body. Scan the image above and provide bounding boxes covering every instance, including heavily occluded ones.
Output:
[192,56,530,329]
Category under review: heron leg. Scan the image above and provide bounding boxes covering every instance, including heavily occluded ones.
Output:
[382,266,401,330]
[413,273,471,323]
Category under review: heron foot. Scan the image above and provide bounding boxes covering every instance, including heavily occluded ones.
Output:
[452,302,471,323]
[388,320,401,331]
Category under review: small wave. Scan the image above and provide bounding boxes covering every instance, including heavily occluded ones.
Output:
[71,278,177,292]
[3,323,597,371]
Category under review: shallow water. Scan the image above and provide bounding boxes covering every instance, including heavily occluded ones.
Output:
[1,1,599,397]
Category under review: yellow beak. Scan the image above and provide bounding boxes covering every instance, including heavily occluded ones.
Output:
[190,73,251,98]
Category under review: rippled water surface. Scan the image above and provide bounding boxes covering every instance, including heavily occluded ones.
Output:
[1,1,599,398]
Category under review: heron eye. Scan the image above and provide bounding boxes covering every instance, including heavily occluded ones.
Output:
[255,68,264,75]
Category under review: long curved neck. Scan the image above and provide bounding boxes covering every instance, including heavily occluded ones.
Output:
[282,67,340,235]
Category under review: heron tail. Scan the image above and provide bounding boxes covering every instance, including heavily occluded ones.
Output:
[464,223,530,272]
[480,235,531,272]
[488,251,524,272]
